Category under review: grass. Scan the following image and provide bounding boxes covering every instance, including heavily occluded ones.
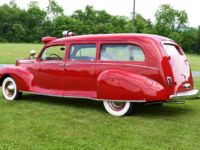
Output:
[0,43,200,71]
[187,53,200,71]
[0,43,42,64]
[0,43,200,149]
[0,79,199,150]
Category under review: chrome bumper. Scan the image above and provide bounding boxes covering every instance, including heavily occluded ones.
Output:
[170,89,199,100]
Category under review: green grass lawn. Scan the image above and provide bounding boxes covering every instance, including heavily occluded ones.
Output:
[0,43,200,149]
[187,54,200,71]
[0,43,42,64]
[0,79,199,150]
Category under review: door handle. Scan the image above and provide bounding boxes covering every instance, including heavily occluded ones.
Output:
[59,63,70,67]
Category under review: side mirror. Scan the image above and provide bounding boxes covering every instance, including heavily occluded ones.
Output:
[29,49,36,59]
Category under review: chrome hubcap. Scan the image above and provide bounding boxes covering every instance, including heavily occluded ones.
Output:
[5,81,15,97]
[108,102,126,111]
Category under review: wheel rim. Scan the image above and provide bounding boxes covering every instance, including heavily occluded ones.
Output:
[4,81,16,98]
[108,101,126,111]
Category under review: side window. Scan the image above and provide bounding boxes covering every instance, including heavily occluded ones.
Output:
[100,44,145,62]
[70,44,96,61]
[41,45,66,61]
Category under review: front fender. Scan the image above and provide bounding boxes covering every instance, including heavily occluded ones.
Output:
[97,70,168,101]
[0,66,33,91]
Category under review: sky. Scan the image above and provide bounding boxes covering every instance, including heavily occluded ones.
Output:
[0,0,199,27]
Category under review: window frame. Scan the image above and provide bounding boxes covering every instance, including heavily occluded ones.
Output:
[98,43,146,63]
[68,43,97,62]
[38,43,67,62]
[163,43,184,56]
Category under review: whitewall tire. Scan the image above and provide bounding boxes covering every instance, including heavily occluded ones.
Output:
[2,77,22,101]
[103,101,135,116]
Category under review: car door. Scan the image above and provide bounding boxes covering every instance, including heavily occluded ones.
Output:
[63,43,97,98]
[33,44,67,96]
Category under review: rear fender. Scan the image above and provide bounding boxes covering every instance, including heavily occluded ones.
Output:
[0,66,33,91]
[97,70,168,101]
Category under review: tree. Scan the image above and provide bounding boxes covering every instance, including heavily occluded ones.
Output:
[47,0,64,19]
[181,27,198,52]
[155,4,188,36]
[0,4,23,42]
[12,23,25,41]
[9,0,17,8]
[0,0,199,54]
[23,1,47,42]
[196,26,200,53]
[134,14,153,33]
[28,0,39,8]
[168,32,182,44]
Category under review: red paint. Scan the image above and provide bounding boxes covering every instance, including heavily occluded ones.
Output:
[42,37,57,44]
[0,34,196,102]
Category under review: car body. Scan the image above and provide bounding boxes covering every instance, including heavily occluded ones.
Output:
[0,33,199,116]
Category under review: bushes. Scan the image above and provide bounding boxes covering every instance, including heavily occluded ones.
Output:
[0,1,199,53]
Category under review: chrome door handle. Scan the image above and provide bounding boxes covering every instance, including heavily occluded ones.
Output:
[59,63,70,67]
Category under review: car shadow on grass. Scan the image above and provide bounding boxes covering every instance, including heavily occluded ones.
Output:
[19,94,196,117]
[134,104,192,117]
[21,94,104,112]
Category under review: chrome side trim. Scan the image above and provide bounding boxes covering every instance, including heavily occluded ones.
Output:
[170,89,199,100]
[69,62,158,70]
[19,91,147,102]
[96,63,159,70]
[20,62,34,64]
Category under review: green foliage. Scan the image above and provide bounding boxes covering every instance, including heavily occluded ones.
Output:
[11,24,26,41]
[47,0,64,19]
[0,2,199,53]
[155,4,188,36]
[134,14,153,33]
[196,26,200,53]
[9,0,17,8]
[168,32,182,44]
[181,28,198,52]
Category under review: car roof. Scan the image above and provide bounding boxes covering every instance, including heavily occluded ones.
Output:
[52,33,173,43]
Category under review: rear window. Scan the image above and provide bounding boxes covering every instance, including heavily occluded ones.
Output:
[100,44,145,62]
[163,44,184,56]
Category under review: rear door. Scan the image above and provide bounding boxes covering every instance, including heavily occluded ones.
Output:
[163,42,193,93]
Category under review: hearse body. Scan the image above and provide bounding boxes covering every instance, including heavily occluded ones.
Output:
[0,34,199,116]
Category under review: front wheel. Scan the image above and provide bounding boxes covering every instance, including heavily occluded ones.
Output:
[103,101,136,116]
[2,77,22,101]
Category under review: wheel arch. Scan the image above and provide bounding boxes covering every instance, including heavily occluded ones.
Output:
[0,67,33,91]
[0,74,11,86]
[97,69,169,101]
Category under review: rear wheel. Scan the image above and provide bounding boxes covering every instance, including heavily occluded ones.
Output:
[2,77,22,101]
[103,101,136,116]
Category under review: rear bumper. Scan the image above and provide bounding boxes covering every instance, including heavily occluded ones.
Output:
[170,89,199,100]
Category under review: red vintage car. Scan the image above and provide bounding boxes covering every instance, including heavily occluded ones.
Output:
[0,32,199,116]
